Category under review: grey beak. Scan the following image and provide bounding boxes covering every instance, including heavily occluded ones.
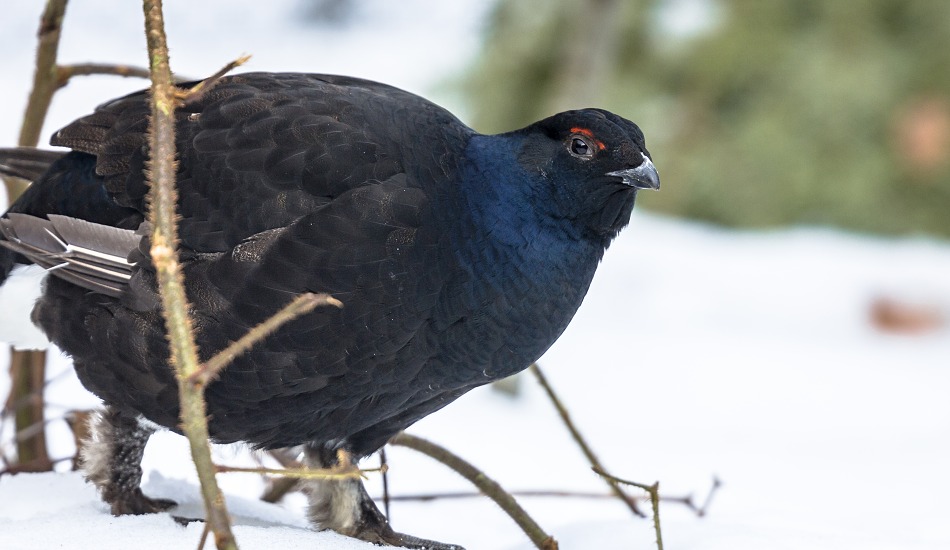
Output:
[606,157,660,190]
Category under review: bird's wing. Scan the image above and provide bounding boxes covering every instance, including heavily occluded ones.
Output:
[50,72,470,253]
[0,148,66,182]
[8,73,473,445]
[58,173,454,444]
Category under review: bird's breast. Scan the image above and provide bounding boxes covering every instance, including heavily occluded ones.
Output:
[435,215,603,382]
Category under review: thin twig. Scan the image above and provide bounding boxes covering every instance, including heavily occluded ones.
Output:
[64,409,92,470]
[259,449,303,502]
[256,474,703,514]
[695,476,722,517]
[261,476,299,503]
[179,55,251,106]
[55,63,154,88]
[0,454,72,476]
[379,490,693,504]
[529,364,645,517]
[380,448,391,520]
[257,450,302,502]
[594,468,664,550]
[11,417,59,442]
[2,366,73,418]
[0,455,65,475]
[390,432,558,550]
[3,380,53,415]
[197,523,211,550]
[215,463,382,480]
[17,0,68,150]
[141,1,237,548]
[188,293,341,386]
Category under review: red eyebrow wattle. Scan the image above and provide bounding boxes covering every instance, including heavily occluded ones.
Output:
[569,127,606,150]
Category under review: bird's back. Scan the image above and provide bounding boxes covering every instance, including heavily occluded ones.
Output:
[50,73,471,251]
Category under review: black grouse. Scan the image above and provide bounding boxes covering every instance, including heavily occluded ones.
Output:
[0,72,658,547]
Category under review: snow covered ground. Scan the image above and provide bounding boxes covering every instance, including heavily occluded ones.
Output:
[2,2,949,549]
[1,213,948,550]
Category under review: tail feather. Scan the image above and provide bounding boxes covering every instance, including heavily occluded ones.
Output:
[0,147,66,182]
[0,213,140,297]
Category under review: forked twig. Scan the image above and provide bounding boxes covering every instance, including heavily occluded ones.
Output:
[197,524,211,550]
[694,476,722,517]
[215,463,383,481]
[594,467,664,550]
[141,1,237,548]
[55,63,155,88]
[390,432,558,550]
[529,364,645,517]
[17,0,68,151]
[179,55,251,106]
[188,293,342,386]
[377,489,694,505]
[260,449,303,503]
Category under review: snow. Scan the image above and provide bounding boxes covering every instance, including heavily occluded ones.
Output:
[2,1,949,549]
[2,214,948,549]
[0,265,50,350]
[0,471,366,550]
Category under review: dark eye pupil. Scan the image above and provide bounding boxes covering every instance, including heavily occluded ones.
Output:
[571,138,590,156]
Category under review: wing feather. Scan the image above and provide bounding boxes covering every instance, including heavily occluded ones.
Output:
[0,213,138,296]
[49,73,471,253]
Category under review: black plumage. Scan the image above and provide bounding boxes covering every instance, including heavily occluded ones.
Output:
[0,72,658,546]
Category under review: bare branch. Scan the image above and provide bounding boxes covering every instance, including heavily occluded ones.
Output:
[695,476,722,517]
[389,432,559,550]
[140,0,236,548]
[64,409,92,470]
[593,468,664,550]
[17,0,68,149]
[55,63,154,88]
[3,0,70,474]
[179,55,252,106]
[256,449,303,502]
[529,364,645,517]
[379,489,693,504]
[380,448,392,520]
[0,454,71,476]
[260,475,299,504]
[197,524,211,550]
[215,463,382,480]
[189,293,341,386]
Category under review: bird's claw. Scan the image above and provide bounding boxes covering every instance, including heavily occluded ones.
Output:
[354,521,466,550]
[375,530,466,549]
[109,487,177,516]
[348,477,465,549]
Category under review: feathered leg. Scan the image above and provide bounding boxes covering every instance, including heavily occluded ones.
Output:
[81,406,176,515]
[304,444,464,549]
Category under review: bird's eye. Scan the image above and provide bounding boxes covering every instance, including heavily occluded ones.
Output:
[569,136,594,159]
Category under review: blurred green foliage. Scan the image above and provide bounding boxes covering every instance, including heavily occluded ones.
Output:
[461,0,950,236]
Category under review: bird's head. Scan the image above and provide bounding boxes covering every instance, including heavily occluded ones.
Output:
[515,108,659,243]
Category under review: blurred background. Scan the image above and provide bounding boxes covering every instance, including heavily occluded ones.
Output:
[465,0,950,236]
[1,1,948,549]
[5,0,950,236]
